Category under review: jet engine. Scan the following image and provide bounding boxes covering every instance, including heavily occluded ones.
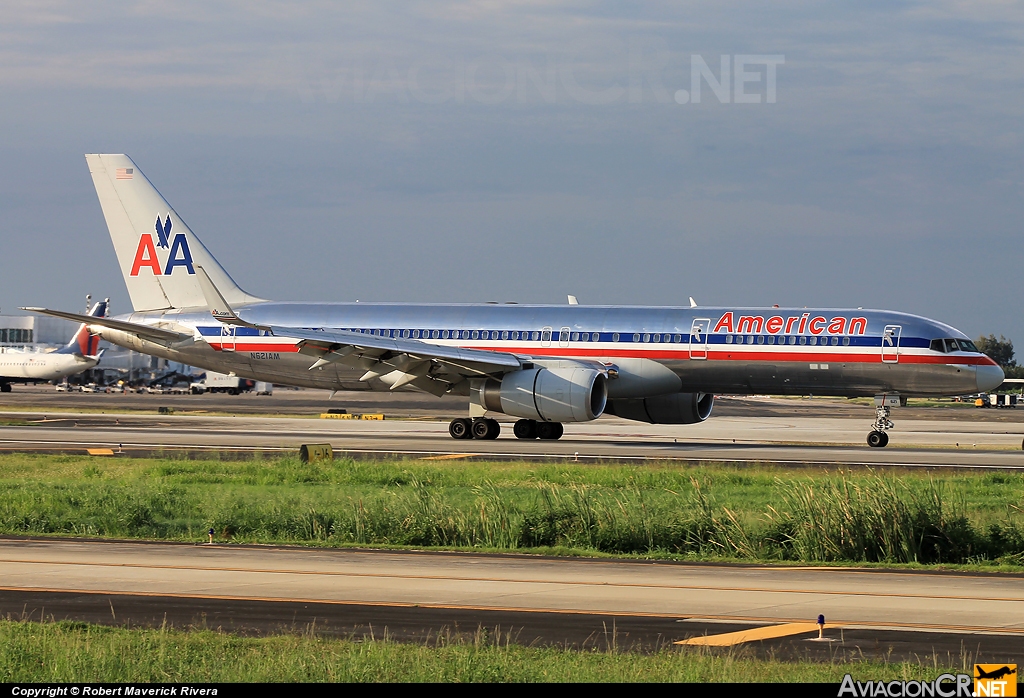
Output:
[604,392,714,424]
[475,367,607,423]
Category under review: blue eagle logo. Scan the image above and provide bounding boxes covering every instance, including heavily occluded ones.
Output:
[155,215,172,249]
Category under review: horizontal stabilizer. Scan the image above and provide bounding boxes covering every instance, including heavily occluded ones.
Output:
[22,307,192,344]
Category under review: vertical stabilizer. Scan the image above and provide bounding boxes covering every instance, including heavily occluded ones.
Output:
[57,299,107,356]
[85,154,263,311]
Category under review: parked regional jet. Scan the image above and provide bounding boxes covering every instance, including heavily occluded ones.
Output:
[26,155,1004,446]
[1,300,107,392]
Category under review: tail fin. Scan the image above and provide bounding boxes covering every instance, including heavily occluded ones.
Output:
[85,154,263,312]
[57,299,107,357]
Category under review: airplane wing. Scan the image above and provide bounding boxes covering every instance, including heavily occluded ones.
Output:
[272,324,524,395]
[22,308,193,345]
[192,265,523,394]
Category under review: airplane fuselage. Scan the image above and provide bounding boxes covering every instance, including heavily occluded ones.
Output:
[93,302,1000,398]
[0,348,98,383]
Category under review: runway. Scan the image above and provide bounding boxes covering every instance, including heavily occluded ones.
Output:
[1,408,1024,468]
[3,538,1023,661]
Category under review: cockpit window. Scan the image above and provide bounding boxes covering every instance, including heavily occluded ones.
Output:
[930,339,946,353]
[958,339,979,353]
[944,338,960,353]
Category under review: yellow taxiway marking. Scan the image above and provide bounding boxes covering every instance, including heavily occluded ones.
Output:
[85,448,114,456]
[676,622,823,646]
[419,454,474,460]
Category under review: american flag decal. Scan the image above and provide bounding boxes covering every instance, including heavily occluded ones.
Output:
[116,168,134,180]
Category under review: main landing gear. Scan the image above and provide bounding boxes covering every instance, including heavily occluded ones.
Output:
[447,417,564,440]
[449,417,500,440]
[512,419,563,440]
[867,403,895,448]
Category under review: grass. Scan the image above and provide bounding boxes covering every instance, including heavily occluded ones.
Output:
[1,453,1024,567]
[0,619,972,682]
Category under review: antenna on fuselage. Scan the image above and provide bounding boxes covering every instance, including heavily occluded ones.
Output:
[567,295,579,305]
[689,297,697,308]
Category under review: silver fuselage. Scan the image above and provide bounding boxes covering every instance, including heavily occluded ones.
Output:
[92,302,1001,398]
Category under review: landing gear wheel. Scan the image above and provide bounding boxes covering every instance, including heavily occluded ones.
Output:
[536,422,564,440]
[472,418,500,440]
[449,418,473,440]
[867,430,889,448]
[513,419,538,439]
[0,384,10,393]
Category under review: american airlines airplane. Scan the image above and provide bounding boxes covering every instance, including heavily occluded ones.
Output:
[1,300,107,392]
[26,155,1004,447]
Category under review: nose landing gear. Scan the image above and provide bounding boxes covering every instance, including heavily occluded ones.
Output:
[867,396,898,447]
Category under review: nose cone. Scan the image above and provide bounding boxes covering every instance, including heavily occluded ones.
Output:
[977,364,1005,392]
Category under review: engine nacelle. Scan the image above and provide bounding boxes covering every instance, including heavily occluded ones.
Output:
[476,367,607,422]
[604,392,714,424]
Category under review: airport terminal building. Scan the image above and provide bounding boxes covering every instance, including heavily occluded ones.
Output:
[0,314,75,351]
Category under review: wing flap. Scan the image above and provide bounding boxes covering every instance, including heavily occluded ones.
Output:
[270,325,522,380]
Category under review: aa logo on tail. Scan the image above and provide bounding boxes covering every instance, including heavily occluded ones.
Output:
[129,214,195,276]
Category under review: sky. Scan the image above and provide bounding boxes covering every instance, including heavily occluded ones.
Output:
[1,1,1023,344]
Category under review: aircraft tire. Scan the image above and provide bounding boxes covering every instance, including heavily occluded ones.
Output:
[867,430,888,448]
[537,422,563,440]
[472,418,500,440]
[513,419,538,439]
[449,418,473,440]
[0,383,10,393]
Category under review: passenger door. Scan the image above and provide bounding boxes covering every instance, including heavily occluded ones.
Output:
[882,325,901,364]
[689,318,711,360]
[220,325,236,352]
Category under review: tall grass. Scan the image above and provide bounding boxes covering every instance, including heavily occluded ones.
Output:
[1,454,1022,565]
[0,619,966,683]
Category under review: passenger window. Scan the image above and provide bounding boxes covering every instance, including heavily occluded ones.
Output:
[633,334,641,342]
[674,334,682,343]
[471,330,479,340]
[612,333,620,342]
[757,335,765,345]
[726,335,734,344]
[843,337,850,346]
[799,336,807,345]
[571,332,579,341]
[402,329,410,338]
[744,335,753,344]
[541,330,551,342]
[831,336,838,346]
[789,336,797,345]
